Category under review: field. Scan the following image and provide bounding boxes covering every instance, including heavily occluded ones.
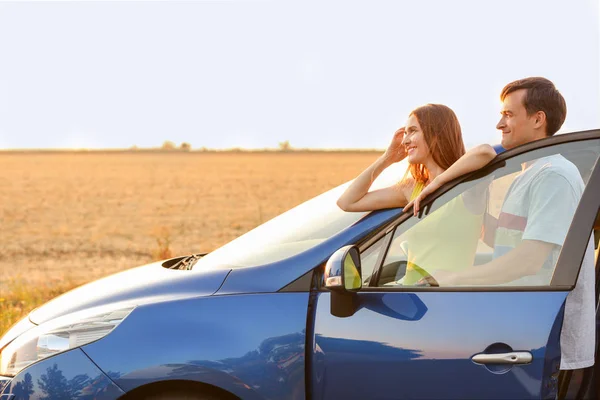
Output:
[1,151,378,334]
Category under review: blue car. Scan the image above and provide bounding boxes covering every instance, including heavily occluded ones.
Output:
[2,130,600,400]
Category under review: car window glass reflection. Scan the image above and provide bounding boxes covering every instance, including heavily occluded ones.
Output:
[359,237,388,285]
[378,143,600,288]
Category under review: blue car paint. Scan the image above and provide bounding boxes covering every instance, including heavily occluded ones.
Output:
[29,263,231,324]
[2,349,124,400]
[0,204,572,400]
[217,208,401,295]
[81,293,309,400]
[0,319,35,359]
[311,291,565,400]
[1,209,398,400]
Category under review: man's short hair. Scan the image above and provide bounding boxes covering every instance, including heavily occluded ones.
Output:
[500,77,567,136]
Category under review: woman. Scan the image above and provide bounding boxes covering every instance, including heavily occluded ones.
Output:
[337,104,485,285]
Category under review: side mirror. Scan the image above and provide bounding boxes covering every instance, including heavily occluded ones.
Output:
[324,245,362,292]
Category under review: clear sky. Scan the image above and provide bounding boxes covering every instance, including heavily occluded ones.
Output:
[0,0,598,150]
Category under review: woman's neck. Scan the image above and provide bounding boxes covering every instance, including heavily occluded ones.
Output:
[424,159,444,182]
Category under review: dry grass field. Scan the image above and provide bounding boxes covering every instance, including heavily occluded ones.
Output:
[1,151,379,334]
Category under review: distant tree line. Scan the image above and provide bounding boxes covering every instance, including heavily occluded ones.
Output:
[119,140,380,153]
[160,141,191,151]
[129,140,295,152]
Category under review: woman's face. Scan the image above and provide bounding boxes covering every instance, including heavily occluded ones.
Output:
[402,114,431,165]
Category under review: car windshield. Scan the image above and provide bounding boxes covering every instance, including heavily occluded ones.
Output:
[195,160,409,269]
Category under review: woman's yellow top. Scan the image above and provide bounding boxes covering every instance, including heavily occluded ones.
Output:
[402,182,483,285]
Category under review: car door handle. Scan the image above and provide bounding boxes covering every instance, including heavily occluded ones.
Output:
[472,351,533,365]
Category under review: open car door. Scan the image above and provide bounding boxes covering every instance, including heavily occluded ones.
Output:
[311,130,600,400]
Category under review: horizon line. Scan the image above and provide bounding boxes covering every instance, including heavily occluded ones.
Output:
[0,147,389,153]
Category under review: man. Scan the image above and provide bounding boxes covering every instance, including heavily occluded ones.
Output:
[406,77,596,391]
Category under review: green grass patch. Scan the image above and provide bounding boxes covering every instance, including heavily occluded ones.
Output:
[1,279,80,336]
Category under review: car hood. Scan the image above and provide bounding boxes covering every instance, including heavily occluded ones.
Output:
[29,257,231,325]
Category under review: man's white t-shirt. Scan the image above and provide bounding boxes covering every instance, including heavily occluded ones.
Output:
[493,155,595,370]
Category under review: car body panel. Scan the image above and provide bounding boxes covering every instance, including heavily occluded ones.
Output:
[82,293,308,400]
[0,377,11,396]
[0,319,36,359]
[29,263,231,324]
[312,291,565,399]
[1,349,124,400]
[216,208,401,295]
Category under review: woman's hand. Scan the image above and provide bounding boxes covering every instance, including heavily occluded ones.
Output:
[382,127,407,164]
[403,176,442,216]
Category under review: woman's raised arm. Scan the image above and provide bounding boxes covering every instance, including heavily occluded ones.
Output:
[337,128,410,212]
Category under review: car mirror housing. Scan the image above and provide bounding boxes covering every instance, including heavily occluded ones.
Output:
[324,245,362,293]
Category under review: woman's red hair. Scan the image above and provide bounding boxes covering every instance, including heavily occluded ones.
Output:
[407,104,466,184]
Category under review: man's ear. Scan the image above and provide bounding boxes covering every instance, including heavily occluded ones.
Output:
[533,110,547,130]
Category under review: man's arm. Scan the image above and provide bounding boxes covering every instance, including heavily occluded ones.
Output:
[441,144,498,186]
[432,239,556,286]
[404,144,497,215]
[430,170,580,286]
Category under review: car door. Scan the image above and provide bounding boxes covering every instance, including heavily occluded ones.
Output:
[310,132,600,400]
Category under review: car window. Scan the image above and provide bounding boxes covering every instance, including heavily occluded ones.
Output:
[359,232,390,285]
[376,139,600,288]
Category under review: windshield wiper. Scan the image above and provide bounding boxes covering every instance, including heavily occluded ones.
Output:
[168,254,206,270]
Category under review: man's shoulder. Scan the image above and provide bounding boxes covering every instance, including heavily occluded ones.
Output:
[531,155,583,185]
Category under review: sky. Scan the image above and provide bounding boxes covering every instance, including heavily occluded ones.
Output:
[0,0,598,150]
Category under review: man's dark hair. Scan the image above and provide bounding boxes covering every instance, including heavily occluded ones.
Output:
[500,77,567,136]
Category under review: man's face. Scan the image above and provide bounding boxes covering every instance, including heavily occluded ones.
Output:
[496,89,538,149]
